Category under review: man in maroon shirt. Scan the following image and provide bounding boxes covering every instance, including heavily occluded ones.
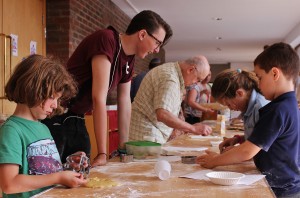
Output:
[42,10,173,167]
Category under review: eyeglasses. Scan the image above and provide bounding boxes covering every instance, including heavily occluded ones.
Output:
[146,31,163,49]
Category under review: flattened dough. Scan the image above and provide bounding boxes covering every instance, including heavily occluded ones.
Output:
[85,177,118,188]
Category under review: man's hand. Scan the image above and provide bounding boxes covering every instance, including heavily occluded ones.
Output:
[192,123,212,136]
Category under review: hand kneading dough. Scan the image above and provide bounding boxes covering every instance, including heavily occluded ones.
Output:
[85,177,118,188]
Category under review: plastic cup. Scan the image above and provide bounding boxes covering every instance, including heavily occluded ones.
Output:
[154,160,171,180]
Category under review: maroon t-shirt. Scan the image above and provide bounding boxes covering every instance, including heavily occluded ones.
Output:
[67,26,135,114]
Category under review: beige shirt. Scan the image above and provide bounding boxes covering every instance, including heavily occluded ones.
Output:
[129,62,185,143]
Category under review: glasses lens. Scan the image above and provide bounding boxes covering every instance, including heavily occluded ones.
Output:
[147,31,163,48]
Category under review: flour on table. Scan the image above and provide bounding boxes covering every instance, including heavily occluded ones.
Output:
[84,177,118,188]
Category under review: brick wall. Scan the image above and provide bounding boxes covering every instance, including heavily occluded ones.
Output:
[46,0,70,64]
[46,0,165,104]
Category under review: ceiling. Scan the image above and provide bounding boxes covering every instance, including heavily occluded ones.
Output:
[112,0,300,64]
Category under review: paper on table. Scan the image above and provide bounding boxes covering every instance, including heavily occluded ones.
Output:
[180,170,211,180]
[133,155,181,162]
[238,174,266,185]
[189,135,222,140]
[180,170,265,185]
[162,146,207,152]
[161,146,208,156]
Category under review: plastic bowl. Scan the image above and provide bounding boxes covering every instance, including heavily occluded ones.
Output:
[125,141,161,159]
[206,171,245,185]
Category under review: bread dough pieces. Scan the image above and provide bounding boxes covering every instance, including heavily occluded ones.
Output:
[85,177,118,188]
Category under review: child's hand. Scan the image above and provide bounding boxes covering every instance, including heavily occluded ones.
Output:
[230,118,243,125]
[59,171,88,188]
[196,150,218,169]
[220,145,235,153]
[219,137,238,153]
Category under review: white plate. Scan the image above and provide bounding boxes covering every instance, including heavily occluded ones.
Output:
[206,171,245,186]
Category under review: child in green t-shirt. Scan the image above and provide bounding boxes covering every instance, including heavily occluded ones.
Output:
[0,55,88,198]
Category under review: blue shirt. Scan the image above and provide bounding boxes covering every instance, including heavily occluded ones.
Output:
[130,71,147,102]
[242,90,269,139]
[248,91,300,197]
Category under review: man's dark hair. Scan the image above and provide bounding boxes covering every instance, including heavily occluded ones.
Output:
[254,42,300,84]
[126,10,173,47]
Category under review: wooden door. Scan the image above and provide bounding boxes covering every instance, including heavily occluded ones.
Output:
[0,0,46,114]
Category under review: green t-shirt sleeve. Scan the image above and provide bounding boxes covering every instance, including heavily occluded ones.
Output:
[0,124,22,165]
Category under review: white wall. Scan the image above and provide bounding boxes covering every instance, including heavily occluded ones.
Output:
[296,45,300,57]
[284,22,300,48]
[230,62,254,71]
